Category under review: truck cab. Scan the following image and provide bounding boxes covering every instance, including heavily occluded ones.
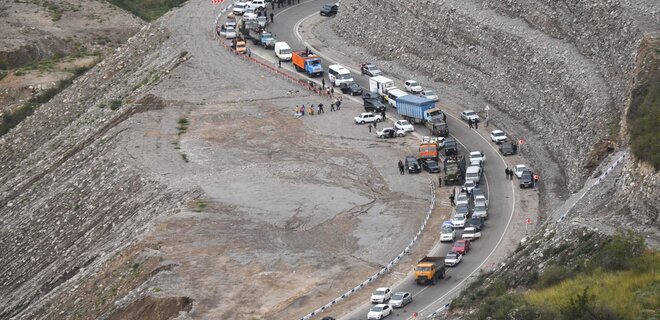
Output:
[292,51,324,77]
[419,142,439,161]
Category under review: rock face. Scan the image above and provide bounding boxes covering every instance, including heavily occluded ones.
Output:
[335,0,659,192]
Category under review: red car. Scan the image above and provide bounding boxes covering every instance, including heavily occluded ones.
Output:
[452,239,471,255]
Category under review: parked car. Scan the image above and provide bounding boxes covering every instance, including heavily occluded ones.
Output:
[406,156,421,173]
[389,292,412,308]
[460,110,480,123]
[454,203,470,216]
[340,81,363,96]
[354,112,383,124]
[361,63,383,77]
[421,89,439,101]
[248,0,266,10]
[473,200,488,220]
[499,142,517,155]
[445,251,463,267]
[319,3,339,16]
[470,216,484,231]
[363,94,386,112]
[232,2,249,15]
[420,159,441,173]
[462,180,477,194]
[462,226,482,240]
[455,192,470,206]
[368,304,392,320]
[404,80,423,93]
[520,170,534,188]
[490,130,508,144]
[452,239,471,255]
[371,288,392,304]
[514,164,529,178]
[468,151,486,164]
[394,120,415,132]
[376,127,406,138]
[451,213,468,228]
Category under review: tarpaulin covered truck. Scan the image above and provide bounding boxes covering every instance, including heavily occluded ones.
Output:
[414,256,445,285]
[291,51,323,77]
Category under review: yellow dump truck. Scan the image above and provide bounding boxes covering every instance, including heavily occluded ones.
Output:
[231,36,247,54]
[414,256,445,285]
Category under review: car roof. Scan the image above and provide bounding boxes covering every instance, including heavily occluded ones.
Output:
[492,129,504,134]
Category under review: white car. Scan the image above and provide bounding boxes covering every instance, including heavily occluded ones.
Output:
[368,304,393,319]
[445,251,463,267]
[462,180,477,194]
[515,164,529,178]
[376,127,406,138]
[248,0,266,10]
[404,80,423,93]
[440,221,456,242]
[451,213,467,228]
[460,110,480,122]
[394,119,415,132]
[354,112,383,124]
[469,151,486,164]
[490,130,508,144]
[473,200,488,220]
[422,136,445,148]
[421,89,439,101]
[370,287,392,304]
[462,226,482,240]
[221,26,237,39]
[232,2,248,15]
[243,7,258,19]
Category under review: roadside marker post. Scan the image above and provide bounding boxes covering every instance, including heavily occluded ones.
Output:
[525,217,532,234]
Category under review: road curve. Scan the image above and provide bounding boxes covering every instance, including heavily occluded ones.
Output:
[263,2,518,319]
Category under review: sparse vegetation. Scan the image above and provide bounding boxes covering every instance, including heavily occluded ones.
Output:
[0,70,7,81]
[628,69,660,169]
[110,99,123,110]
[177,117,189,135]
[192,200,207,212]
[109,0,188,21]
[452,231,657,320]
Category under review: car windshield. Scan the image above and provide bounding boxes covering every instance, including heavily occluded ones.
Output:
[399,120,410,126]
[457,194,468,201]
[474,205,486,211]
[455,242,465,247]
[415,266,431,271]
[375,289,387,295]
[464,181,475,187]
[323,4,332,9]
[522,172,532,179]
[235,4,246,8]
[454,214,465,220]
[280,48,292,54]
[494,131,504,136]
[366,65,376,70]
[447,253,458,259]
[441,225,453,232]
[517,166,527,172]
[338,73,352,79]
[423,90,434,95]
[408,81,418,86]
[392,293,405,300]
[371,305,384,312]
[466,111,476,116]
[309,60,321,66]
[426,160,438,166]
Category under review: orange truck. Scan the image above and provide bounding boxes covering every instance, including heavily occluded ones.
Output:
[419,142,439,161]
[291,50,324,77]
[415,256,445,285]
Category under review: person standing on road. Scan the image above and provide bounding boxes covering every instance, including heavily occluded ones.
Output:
[318,103,324,114]
[308,105,314,115]
[505,167,509,180]
[322,78,325,88]
[271,1,275,9]
[438,175,442,188]
[398,160,405,175]
[278,58,282,68]
[330,86,334,96]
[449,193,455,206]
[300,104,305,116]
[368,124,372,133]
[468,118,473,128]
[381,110,386,119]
[336,99,341,110]
[330,102,335,111]
[474,119,479,129]
[373,121,377,129]
[270,12,274,22]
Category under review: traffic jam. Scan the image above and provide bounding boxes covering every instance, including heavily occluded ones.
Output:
[217,2,539,319]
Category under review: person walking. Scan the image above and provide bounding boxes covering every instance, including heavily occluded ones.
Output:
[438,175,442,188]
[373,121,377,129]
[300,104,305,116]
[505,167,509,180]
[270,12,274,22]
[322,78,325,88]
[308,105,314,115]
[330,86,334,96]
[330,102,335,111]
[271,1,275,9]
[336,99,341,110]
[278,58,282,68]
[318,103,324,114]
[468,118,473,128]
[368,124,372,133]
[398,160,405,175]
[474,119,479,129]
[449,193,455,207]
[380,110,386,119]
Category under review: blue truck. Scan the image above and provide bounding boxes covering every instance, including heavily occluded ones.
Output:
[396,95,448,135]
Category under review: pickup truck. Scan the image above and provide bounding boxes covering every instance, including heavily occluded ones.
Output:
[291,50,323,77]
[414,256,445,285]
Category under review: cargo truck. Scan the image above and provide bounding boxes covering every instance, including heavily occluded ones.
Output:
[419,142,439,161]
[444,156,466,185]
[248,28,275,49]
[369,76,395,100]
[231,36,247,54]
[291,50,323,77]
[426,118,449,137]
[414,256,445,285]
[396,95,445,127]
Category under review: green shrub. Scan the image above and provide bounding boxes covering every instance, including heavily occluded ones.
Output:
[628,68,660,169]
[587,230,645,272]
[0,103,38,137]
[0,70,7,81]
[110,99,123,110]
[536,266,575,289]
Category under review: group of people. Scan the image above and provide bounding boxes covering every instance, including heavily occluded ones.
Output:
[504,167,515,180]
[468,118,479,129]
[294,96,342,118]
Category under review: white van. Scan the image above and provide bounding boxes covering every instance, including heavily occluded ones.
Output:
[327,64,354,86]
[274,42,292,61]
[386,89,408,107]
[465,166,482,184]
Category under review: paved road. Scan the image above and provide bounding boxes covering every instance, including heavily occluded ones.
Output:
[230,2,518,319]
